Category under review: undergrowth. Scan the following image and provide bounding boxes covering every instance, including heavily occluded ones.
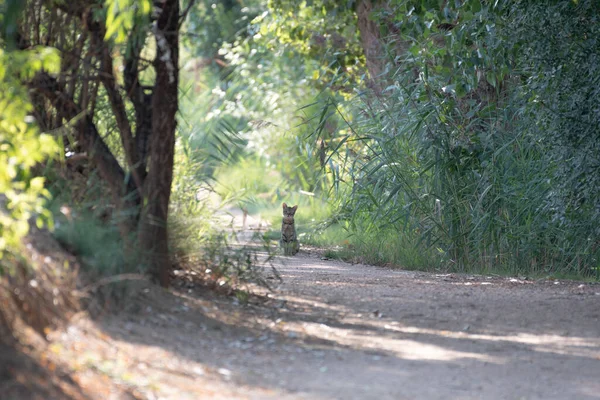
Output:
[310,1,600,279]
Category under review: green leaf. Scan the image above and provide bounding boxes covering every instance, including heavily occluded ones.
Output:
[485,71,496,88]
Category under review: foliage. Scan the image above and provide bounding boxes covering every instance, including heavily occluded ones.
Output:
[168,133,216,255]
[168,125,280,289]
[104,0,152,43]
[178,75,249,177]
[0,45,60,264]
[53,211,139,277]
[183,0,259,60]
[264,0,364,91]
[181,2,338,207]
[8,0,186,286]
[327,0,599,277]
[3,0,596,285]
[505,0,600,238]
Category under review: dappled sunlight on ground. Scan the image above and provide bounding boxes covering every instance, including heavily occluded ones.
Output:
[379,324,600,359]
[32,249,600,400]
[299,320,502,363]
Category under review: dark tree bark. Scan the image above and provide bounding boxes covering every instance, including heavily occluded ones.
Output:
[19,0,191,287]
[356,0,386,84]
[29,73,139,234]
[93,29,144,192]
[123,26,153,174]
[355,0,410,91]
[138,0,180,287]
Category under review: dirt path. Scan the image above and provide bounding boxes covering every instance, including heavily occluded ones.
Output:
[47,249,600,400]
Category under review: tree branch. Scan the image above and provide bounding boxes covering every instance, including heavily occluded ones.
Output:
[124,24,153,172]
[29,72,139,214]
[179,0,198,27]
[87,18,144,192]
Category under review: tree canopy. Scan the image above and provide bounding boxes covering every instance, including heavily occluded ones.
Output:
[1,0,598,281]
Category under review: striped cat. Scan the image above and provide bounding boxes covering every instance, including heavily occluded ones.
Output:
[280,203,299,255]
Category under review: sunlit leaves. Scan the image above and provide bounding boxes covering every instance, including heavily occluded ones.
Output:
[262,0,363,88]
[0,47,60,262]
[104,0,152,43]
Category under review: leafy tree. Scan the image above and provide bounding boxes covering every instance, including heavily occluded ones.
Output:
[182,0,352,197]
[326,0,600,275]
[222,0,598,274]
[0,0,60,266]
[184,0,258,61]
[11,0,189,286]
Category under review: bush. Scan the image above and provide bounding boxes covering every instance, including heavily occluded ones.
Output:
[0,47,59,266]
[327,0,600,277]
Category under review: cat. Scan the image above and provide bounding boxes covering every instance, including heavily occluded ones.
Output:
[280,203,299,255]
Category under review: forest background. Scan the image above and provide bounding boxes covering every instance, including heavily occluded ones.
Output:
[1,0,599,339]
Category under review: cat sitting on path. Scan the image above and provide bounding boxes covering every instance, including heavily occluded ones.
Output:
[280,203,299,255]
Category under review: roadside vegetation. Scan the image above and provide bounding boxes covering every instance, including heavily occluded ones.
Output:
[180,0,599,279]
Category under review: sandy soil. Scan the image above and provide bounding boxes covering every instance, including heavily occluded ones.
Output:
[38,248,600,400]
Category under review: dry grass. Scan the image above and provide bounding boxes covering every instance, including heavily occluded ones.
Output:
[1,226,80,341]
[0,226,83,399]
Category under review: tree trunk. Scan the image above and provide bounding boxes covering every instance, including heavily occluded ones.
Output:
[355,0,410,91]
[138,0,180,287]
[356,0,386,85]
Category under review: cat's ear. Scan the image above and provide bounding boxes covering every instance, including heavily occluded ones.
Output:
[283,203,287,208]
[292,205,298,211]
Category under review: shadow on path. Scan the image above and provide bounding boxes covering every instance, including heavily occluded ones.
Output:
[77,251,600,400]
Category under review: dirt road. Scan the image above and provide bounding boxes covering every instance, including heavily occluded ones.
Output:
[48,249,600,400]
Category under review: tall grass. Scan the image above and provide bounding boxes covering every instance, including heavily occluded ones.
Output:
[324,1,599,278]
[331,87,597,276]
